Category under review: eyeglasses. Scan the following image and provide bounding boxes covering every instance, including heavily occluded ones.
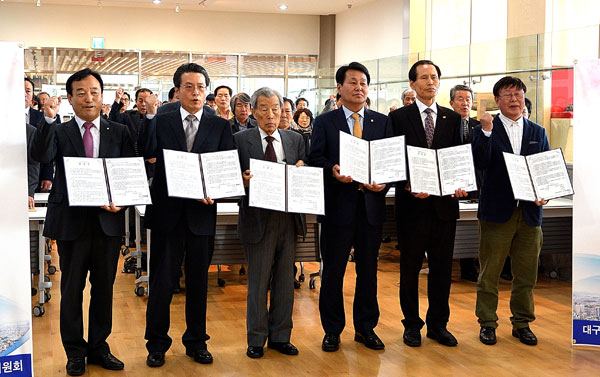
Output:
[498,92,524,100]
[180,84,207,92]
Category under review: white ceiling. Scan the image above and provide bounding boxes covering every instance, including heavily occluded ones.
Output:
[6,0,377,15]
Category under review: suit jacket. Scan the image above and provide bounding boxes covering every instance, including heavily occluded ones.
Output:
[461,117,481,200]
[229,116,257,134]
[234,127,307,244]
[461,117,480,144]
[109,102,145,149]
[308,107,393,226]
[389,102,462,221]
[139,109,234,235]
[472,115,550,227]
[26,123,40,197]
[157,101,216,116]
[31,117,135,240]
[29,108,57,183]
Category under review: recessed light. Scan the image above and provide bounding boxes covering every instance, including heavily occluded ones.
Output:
[279,4,288,10]
[175,4,180,12]
[152,0,161,4]
[36,0,41,6]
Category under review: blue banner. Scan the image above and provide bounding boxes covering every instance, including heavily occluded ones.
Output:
[0,354,32,377]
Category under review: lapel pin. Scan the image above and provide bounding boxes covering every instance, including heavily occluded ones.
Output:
[370,119,374,123]
[107,127,110,130]
[442,116,446,119]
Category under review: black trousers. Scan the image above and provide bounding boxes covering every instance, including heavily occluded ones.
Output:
[319,193,382,335]
[145,217,214,353]
[399,215,456,330]
[57,212,121,359]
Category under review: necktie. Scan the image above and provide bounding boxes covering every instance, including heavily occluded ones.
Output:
[463,118,470,142]
[351,113,362,139]
[264,135,277,162]
[184,114,197,152]
[83,122,94,158]
[424,108,435,148]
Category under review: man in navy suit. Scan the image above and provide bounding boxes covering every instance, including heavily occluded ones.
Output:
[140,63,234,367]
[309,62,393,352]
[389,60,466,348]
[32,68,134,376]
[473,76,549,347]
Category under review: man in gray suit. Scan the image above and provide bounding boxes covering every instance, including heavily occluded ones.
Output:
[233,87,306,359]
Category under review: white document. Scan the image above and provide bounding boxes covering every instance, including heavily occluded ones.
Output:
[437,144,478,196]
[527,149,574,200]
[105,157,152,206]
[286,165,325,215]
[200,150,245,200]
[339,131,370,184]
[406,146,441,196]
[163,149,204,199]
[502,152,537,201]
[63,157,110,206]
[249,159,286,212]
[369,135,407,184]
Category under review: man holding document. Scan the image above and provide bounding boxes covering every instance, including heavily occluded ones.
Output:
[233,87,306,359]
[31,68,134,376]
[140,63,234,367]
[309,62,393,352]
[472,76,550,346]
[389,60,466,348]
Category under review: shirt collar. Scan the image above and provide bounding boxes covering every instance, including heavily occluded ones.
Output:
[258,126,281,144]
[180,105,203,124]
[498,112,523,128]
[341,105,365,120]
[25,106,30,114]
[74,115,100,129]
[415,97,437,115]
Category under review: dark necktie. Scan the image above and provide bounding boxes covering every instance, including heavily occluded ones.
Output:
[264,135,277,162]
[463,118,470,142]
[83,122,94,158]
[424,108,434,148]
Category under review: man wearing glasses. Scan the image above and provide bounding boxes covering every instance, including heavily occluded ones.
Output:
[140,63,234,367]
[473,76,549,347]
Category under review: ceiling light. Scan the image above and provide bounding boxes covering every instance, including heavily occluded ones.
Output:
[152,0,161,4]
[36,0,41,6]
[175,4,180,12]
[279,4,288,10]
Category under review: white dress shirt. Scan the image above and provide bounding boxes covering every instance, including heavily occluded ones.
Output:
[341,105,365,136]
[258,127,285,163]
[179,106,202,132]
[74,115,101,158]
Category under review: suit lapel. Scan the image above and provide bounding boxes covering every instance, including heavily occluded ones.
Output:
[432,104,449,147]
[280,130,295,163]
[520,118,533,156]
[248,127,265,160]
[408,103,428,147]
[362,109,374,140]
[64,119,86,157]
[167,111,188,151]
[492,116,514,153]
[98,118,113,157]
[336,108,350,135]
[191,111,211,152]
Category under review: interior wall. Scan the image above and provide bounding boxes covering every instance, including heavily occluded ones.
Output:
[0,3,320,55]
[335,0,407,65]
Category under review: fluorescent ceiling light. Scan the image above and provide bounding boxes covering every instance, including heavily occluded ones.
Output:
[279,4,288,10]
[152,0,161,4]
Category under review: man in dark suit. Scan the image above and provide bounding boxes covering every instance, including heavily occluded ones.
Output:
[389,60,466,348]
[31,68,134,376]
[25,123,40,209]
[473,76,549,347]
[230,92,257,133]
[449,84,481,282]
[109,87,152,156]
[234,87,306,359]
[309,62,392,352]
[140,63,234,368]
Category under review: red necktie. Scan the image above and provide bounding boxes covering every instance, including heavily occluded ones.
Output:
[264,136,277,162]
[83,122,94,158]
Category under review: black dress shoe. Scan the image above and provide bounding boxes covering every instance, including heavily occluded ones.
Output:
[246,346,264,359]
[146,352,165,367]
[268,342,299,355]
[512,327,538,345]
[354,331,385,350]
[87,352,124,370]
[65,357,85,376]
[321,333,340,352]
[426,327,458,346]
[403,328,422,347]
[186,348,213,364]
[479,326,497,345]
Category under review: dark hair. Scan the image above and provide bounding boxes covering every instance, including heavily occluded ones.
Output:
[408,60,442,82]
[214,85,232,96]
[38,91,50,98]
[32,94,39,106]
[173,63,210,88]
[283,97,295,112]
[336,93,341,100]
[524,97,532,114]
[295,97,309,107]
[450,84,473,101]
[24,77,35,91]
[122,92,131,101]
[293,108,314,125]
[66,68,104,96]
[492,76,527,97]
[206,93,215,102]
[231,92,250,109]
[135,88,152,101]
[366,97,371,107]
[168,87,176,100]
[335,61,371,85]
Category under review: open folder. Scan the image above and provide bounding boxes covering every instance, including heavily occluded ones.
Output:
[248,158,325,216]
[63,156,152,207]
[503,148,573,202]
[163,149,245,200]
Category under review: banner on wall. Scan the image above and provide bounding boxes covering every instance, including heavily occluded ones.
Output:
[572,59,600,346]
[0,42,34,376]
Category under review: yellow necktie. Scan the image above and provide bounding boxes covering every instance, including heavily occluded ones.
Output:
[352,113,362,139]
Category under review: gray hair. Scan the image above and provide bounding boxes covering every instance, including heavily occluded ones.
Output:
[230,92,251,109]
[450,84,473,101]
[401,88,415,101]
[251,87,283,109]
